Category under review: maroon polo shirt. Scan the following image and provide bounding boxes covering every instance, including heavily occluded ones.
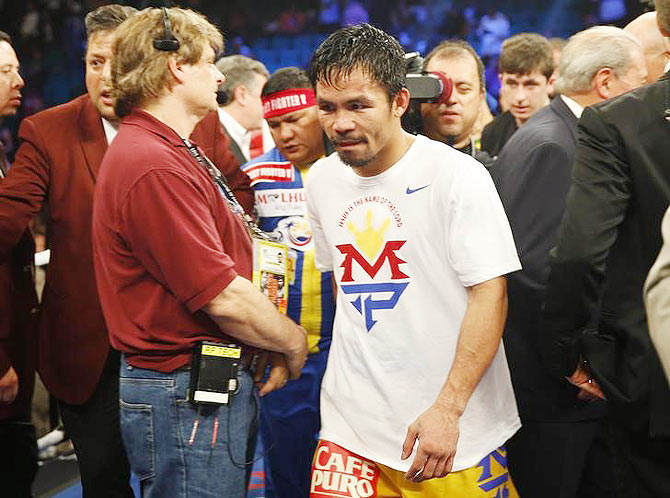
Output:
[93,110,252,372]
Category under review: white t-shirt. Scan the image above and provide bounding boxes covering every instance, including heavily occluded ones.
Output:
[305,134,521,472]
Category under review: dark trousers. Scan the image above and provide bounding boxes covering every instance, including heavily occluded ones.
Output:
[59,350,135,498]
[609,418,670,498]
[260,349,327,498]
[506,419,617,498]
[0,421,37,497]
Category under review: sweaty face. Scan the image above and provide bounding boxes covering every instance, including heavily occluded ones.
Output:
[267,106,324,167]
[85,30,116,121]
[421,54,483,148]
[0,41,24,116]
[500,70,552,125]
[316,68,401,172]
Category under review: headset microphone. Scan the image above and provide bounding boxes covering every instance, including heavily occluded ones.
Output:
[153,7,180,52]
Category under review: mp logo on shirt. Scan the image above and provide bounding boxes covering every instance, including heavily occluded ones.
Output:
[336,201,409,331]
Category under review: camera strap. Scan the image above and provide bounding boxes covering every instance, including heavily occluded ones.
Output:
[181,138,270,241]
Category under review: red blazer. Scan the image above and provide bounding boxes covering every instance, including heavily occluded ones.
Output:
[0,95,252,404]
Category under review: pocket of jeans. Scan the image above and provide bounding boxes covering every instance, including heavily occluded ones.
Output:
[119,400,156,480]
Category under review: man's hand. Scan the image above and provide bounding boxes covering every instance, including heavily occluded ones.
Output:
[254,352,291,396]
[401,402,460,482]
[567,364,605,400]
[284,323,308,379]
[204,277,309,374]
[0,366,18,403]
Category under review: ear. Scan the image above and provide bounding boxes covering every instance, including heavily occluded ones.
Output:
[592,67,614,99]
[232,84,248,104]
[167,55,185,85]
[393,87,411,118]
[546,73,556,97]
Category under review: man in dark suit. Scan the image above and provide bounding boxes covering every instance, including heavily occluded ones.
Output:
[480,33,555,157]
[541,2,670,495]
[0,5,251,497]
[0,30,39,498]
[492,26,647,497]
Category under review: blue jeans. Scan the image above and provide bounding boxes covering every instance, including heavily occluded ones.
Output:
[119,355,255,498]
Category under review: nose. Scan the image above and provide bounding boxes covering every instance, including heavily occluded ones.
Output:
[446,89,459,106]
[278,122,295,142]
[101,60,112,82]
[214,66,225,86]
[332,110,355,135]
[514,86,526,103]
[14,71,24,89]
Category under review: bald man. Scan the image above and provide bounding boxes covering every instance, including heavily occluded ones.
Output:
[624,11,670,81]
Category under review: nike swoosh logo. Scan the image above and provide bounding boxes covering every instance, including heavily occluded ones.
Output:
[406,184,431,194]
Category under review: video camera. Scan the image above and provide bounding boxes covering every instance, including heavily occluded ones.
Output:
[403,52,453,135]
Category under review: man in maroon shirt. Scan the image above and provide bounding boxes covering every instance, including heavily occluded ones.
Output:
[0,5,254,496]
[93,8,307,497]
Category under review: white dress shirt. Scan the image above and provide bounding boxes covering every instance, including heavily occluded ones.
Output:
[560,94,584,119]
[217,108,251,161]
[102,117,119,144]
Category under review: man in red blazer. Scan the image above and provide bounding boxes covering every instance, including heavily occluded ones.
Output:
[0,30,39,498]
[0,5,252,497]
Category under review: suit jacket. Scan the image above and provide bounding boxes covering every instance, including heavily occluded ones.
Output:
[644,206,670,382]
[481,110,518,157]
[492,97,606,422]
[0,95,251,404]
[542,74,670,437]
[0,174,37,421]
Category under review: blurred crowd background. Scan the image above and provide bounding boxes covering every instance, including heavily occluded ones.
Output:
[0,0,653,159]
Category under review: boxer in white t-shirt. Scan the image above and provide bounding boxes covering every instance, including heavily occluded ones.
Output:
[305,24,522,498]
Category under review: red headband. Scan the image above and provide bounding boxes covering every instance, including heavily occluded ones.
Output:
[263,88,316,119]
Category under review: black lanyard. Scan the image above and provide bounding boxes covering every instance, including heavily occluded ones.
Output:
[181,138,270,241]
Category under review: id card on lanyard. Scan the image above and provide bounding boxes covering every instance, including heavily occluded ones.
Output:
[252,238,288,314]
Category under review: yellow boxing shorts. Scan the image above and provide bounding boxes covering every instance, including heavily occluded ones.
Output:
[310,440,518,498]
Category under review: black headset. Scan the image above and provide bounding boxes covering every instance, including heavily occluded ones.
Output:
[153,7,180,52]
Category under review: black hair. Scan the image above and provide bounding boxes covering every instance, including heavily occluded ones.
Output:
[262,66,312,98]
[84,4,138,38]
[0,31,11,44]
[309,23,406,101]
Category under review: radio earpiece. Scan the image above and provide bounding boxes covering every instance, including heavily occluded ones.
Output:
[153,7,180,52]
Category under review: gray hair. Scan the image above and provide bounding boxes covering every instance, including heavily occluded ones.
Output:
[215,55,269,105]
[556,26,642,95]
